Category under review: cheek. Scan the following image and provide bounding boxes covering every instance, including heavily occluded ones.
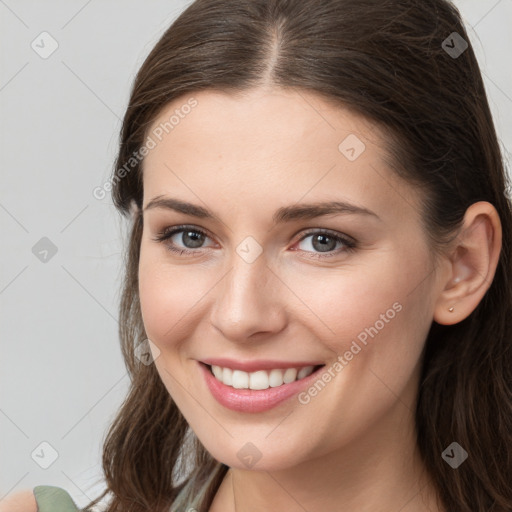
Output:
[279,249,415,343]
[138,245,217,355]
[283,248,432,396]
[139,263,189,346]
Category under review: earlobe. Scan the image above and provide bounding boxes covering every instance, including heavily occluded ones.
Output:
[433,201,502,326]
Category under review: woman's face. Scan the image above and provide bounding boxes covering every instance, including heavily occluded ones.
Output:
[138,88,444,470]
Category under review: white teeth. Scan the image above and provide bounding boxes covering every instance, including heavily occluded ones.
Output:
[297,366,315,380]
[249,370,269,390]
[232,370,249,389]
[209,364,318,390]
[212,365,223,380]
[283,368,298,383]
[268,369,284,387]
[223,367,233,386]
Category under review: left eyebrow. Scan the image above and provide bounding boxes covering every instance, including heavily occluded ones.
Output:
[143,196,382,224]
[272,200,381,223]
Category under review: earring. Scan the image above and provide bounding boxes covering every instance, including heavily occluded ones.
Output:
[448,307,454,312]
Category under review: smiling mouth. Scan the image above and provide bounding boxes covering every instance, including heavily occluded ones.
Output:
[204,363,325,390]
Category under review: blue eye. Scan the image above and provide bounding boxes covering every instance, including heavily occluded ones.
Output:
[294,229,357,258]
[153,225,214,256]
[153,224,357,259]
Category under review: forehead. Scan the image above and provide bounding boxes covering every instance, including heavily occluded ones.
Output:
[141,88,421,224]
[145,88,383,159]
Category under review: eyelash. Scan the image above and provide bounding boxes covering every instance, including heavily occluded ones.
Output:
[152,224,357,259]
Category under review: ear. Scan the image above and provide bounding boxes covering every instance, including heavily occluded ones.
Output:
[129,198,141,220]
[433,201,502,325]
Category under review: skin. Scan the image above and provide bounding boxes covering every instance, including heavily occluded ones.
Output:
[137,87,502,512]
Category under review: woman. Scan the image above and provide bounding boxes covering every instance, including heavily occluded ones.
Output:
[6,0,512,510]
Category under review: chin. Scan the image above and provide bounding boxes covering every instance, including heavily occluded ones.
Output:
[198,435,312,472]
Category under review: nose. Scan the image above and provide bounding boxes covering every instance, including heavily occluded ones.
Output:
[209,250,287,343]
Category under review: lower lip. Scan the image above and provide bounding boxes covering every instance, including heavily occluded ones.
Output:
[199,362,324,413]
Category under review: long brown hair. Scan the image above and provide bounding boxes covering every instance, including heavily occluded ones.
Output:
[83,1,512,510]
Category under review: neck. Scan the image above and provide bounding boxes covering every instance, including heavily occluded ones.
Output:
[210,401,444,512]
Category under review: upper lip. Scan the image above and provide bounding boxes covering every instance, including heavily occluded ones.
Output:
[200,358,325,373]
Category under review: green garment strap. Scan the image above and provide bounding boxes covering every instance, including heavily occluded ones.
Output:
[33,486,79,512]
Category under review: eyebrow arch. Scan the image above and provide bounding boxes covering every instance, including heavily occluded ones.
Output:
[144,195,381,223]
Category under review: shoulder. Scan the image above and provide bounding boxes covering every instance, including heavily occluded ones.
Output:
[0,486,80,512]
[0,489,37,512]
[33,486,79,511]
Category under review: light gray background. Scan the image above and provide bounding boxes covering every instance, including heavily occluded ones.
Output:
[1,0,511,508]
